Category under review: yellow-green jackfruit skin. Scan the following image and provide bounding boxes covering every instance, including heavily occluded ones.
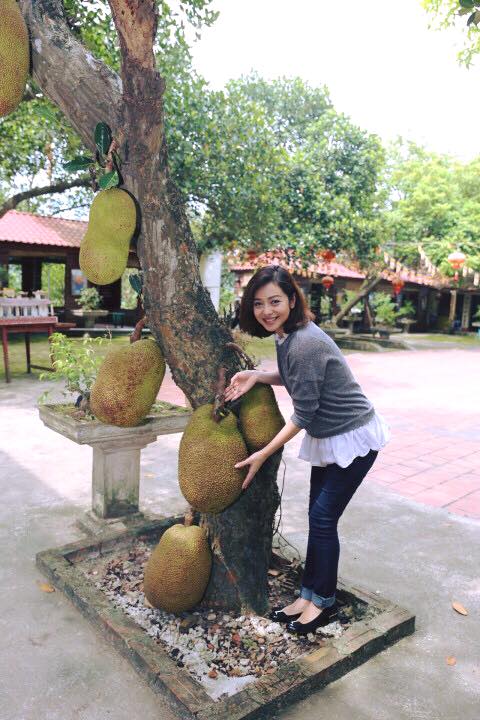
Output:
[90,338,165,427]
[143,524,212,613]
[179,404,247,513]
[239,384,285,453]
[79,188,137,285]
[0,0,29,118]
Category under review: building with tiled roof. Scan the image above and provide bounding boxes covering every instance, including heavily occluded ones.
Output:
[0,210,139,321]
[228,249,480,332]
[1,210,479,331]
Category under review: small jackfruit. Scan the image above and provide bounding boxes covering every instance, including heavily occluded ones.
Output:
[143,524,212,613]
[90,338,165,427]
[239,384,285,453]
[178,404,247,513]
[79,188,137,285]
[0,0,29,118]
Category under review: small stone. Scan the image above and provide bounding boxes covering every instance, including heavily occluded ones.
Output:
[179,615,197,633]
[223,615,231,622]
[231,633,242,646]
[208,669,218,679]
[207,613,216,621]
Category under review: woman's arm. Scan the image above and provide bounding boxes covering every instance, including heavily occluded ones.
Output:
[256,370,283,385]
[235,419,301,490]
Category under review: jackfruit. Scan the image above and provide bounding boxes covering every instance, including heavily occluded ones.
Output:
[0,0,29,118]
[239,384,285,453]
[90,338,165,427]
[79,188,137,285]
[143,523,212,613]
[179,404,247,513]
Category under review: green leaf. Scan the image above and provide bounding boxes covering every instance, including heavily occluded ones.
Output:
[63,155,95,172]
[33,105,58,124]
[459,0,475,9]
[467,9,480,24]
[94,122,112,156]
[129,273,143,295]
[98,170,120,189]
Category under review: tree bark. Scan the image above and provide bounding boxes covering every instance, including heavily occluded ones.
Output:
[22,0,280,613]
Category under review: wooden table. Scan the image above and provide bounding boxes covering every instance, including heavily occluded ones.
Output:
[0,316,60,383]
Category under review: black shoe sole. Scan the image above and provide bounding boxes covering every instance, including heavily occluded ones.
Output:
[287,606,337,635]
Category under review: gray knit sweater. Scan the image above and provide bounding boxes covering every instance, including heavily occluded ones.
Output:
[276,321,374,438]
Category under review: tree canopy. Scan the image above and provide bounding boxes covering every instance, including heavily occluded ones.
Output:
[382,141,480,276]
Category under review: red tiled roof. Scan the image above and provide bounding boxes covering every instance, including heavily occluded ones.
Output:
[230,258,364,279]
[229,251,442,287]
[0,210,86,248]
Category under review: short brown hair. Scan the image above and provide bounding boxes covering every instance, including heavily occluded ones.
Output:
[239,265,314,338]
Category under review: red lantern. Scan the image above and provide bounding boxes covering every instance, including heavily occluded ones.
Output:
[447,249,466,283]
[321,275,334,291]
[392,276,404,296]
[321,249,336,263]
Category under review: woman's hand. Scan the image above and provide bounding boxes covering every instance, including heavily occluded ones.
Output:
[235,450,267,490]
[224,370,258,403]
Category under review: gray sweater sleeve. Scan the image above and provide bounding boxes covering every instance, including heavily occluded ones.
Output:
[288,338,327,429]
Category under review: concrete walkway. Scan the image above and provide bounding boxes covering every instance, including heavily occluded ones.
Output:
[0,347,479,719]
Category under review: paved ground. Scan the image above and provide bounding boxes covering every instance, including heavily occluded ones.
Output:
[0,346,479,719]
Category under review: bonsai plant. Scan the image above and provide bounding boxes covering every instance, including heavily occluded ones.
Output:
[77,286,102,311]
[371,292,398,332]
[396,299,416,332]
[73,287,109,328]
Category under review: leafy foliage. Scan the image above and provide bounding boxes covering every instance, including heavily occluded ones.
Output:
[41,262,65,304]
[370,292,398,327]
[77,286,102,310]
[423,1,480,66]
[383,141,480,277]
[39,332,109,397]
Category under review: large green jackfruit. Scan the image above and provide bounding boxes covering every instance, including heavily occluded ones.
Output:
[143,524,212,613]
[79,188,136,285]
[90,338,165,427]
[239,384,285,453]
[0,0,29,118]
[179,404,247,513]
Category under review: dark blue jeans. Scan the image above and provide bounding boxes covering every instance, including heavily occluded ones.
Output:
[300,449,378,608]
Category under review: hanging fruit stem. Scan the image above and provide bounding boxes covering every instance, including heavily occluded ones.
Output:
[105,139,119,173]
[226,342,256,370]
[184,507,195,527]
[130,316,146,344]
[212,366,227,423]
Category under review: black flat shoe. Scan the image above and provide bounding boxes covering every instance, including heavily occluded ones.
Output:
[287,605,338,635]
[269,607,302,623]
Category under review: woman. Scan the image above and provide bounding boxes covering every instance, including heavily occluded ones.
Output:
[224,265,390,635]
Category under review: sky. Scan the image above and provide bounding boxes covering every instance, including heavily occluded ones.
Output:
[190,0,480,162]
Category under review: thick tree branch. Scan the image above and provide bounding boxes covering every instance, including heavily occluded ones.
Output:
[19,0,122,152]
[0,176,90,219]
[109,0,158,70]
[333,275,383,326]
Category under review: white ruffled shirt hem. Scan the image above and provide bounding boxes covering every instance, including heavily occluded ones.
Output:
[298,412,391,468]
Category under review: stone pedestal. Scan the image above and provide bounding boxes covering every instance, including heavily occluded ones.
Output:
[39,403,191,532]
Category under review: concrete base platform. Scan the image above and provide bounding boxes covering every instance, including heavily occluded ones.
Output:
[36,517,415,720]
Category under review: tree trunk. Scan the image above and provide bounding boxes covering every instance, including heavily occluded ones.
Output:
[22,0,280,613]
[333,274,382,326]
